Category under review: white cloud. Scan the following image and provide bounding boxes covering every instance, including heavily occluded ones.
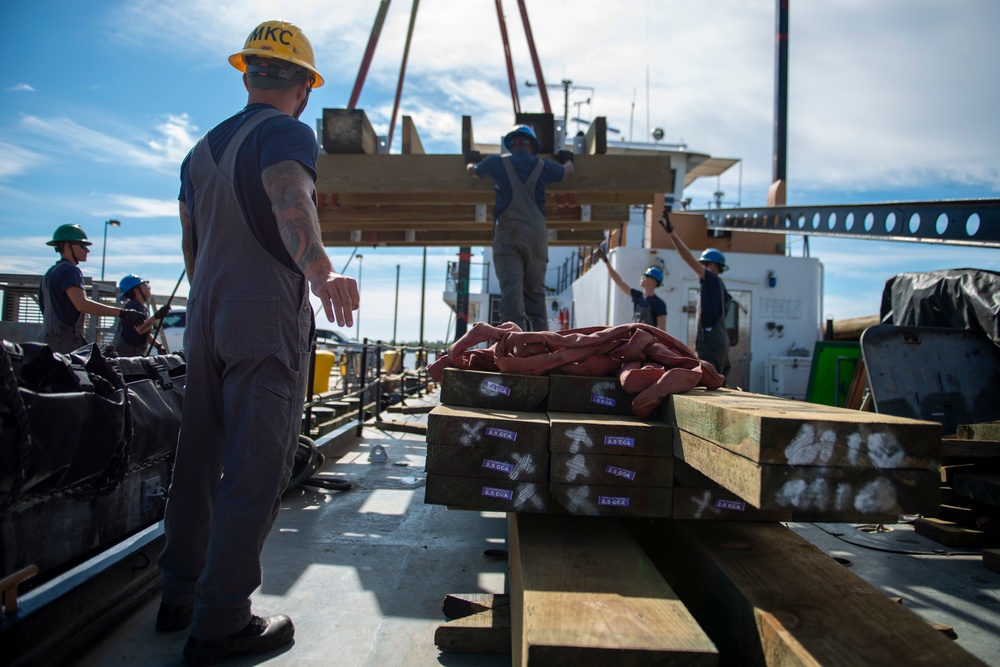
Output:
[6,83,36,93]
[105,194,180,219]
[0,142,43,180]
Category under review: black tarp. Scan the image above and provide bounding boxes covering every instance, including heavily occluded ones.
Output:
[880,268,1000,347]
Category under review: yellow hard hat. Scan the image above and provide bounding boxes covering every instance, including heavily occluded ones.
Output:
[229,20,324,88]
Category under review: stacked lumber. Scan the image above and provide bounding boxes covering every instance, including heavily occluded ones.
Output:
[667,388,942,520]
[918,420,1000,549]
[424,370,562,513]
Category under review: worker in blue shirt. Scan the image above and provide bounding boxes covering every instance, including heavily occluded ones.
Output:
[466,125,573,331]
[39,224,146,354]
[662,210,732,377]
[598,249,667,329]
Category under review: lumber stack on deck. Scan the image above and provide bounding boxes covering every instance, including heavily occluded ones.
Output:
[666,388,942,519]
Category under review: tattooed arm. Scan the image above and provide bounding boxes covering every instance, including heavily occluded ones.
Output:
[179,200,196,283]
[262,160,360,327]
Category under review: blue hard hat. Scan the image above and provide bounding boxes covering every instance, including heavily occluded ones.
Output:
[503,125,540,154]
[118,274,146,295]
[698,248,728,272]
[643,266,664,285]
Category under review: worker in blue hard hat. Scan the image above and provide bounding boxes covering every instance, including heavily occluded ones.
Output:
[660,210,732,377]
[112,274,170,356]
[465,124,574,331]
[597,248,667,330]
[38,224,147,354]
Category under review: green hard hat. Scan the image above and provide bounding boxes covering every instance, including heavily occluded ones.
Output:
[47,224,92,246]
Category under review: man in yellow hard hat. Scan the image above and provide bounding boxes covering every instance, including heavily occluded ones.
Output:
[39,224,146,353]
[157,20,359,666]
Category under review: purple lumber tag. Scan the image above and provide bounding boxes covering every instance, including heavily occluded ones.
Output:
[715,498,746,512]
[481,379,512,397]
[482,485,514,501]
[598,495,630,507]
[604,465,637,481]
[485,426,517,442]
[483,459,514,475]
[604,435,635,448]
[592,395,616,407]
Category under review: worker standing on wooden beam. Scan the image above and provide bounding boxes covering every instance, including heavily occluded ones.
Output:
[465,125,574,331]
[661,210,732,379]
[158,19,360,667]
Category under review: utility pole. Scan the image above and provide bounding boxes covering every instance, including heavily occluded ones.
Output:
[392,264,400,346]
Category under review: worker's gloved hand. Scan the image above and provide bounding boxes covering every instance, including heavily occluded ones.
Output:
[464,150,482,165]
[556,150,574,164]
[596,247,609,264]
[152,340,165,355]
[153,304,171,320]
[661,208,674,233]
[119,308,146,328]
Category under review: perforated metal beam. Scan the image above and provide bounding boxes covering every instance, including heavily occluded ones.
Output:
[693,199,1000,248]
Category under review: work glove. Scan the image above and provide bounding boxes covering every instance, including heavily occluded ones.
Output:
[151,340,165,354]
[119,308,146,328]
[556,149,574,164]
[464,150,482,165]
[153,304,171,320]
[596,247,609,264]
[660,208,674,233]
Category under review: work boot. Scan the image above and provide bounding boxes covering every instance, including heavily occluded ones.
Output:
[182,615,294,666]
[156,602,194,632]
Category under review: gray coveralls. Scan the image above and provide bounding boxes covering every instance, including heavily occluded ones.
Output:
[39,270,87,354]
[492,157,549,331]
[159,109,314,639]
[695,277,731,378]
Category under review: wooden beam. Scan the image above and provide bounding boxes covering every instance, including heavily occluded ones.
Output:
[674,429,940,515]
[630,520,987,667]
[435,594,511,654]
[315,154,671,198]
[665,388,941,469]
[318,204,629,224]
[319,191,659,206]
[320,228,607,247]
[508,513,716,666]
[401,115,424,154]
[585,116,607,155]
[462,115,474,154]
[322,108,379,154]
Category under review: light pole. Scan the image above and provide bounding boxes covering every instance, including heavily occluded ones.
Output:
[355,254,363,339]
[101,219,121,281]
[392,264,400,346]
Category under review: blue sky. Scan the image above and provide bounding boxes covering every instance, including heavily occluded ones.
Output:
[1,0,997,344]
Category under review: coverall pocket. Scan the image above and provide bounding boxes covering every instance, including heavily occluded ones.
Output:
[214,295,281,361]
[248,377,294,458]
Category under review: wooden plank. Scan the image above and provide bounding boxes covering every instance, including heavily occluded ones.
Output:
[549,452,673,487]
[319,228,607,248]
[631,519,988,667]
[548,412,675,458]
[914,517,997,548]
[670,486,897,523]
[427,405,549,451]
[584,117,607,155]
[956,421,1000,441]
[674,430,941,515]
[401,115,423,154]
[320,190,660,206]
[435,594,510,654]
[666,388,941,469]
[423,474,561,514]
[546,374,637,416]
[441,368,549,412]
[952,473,1000,508]
[322,108,379,154]
[315,154,672,196]
[508,513,716,666]
[318,203,629,225]
[941,437,1000,458]
[549,483,672,517]
[426,443,548,483]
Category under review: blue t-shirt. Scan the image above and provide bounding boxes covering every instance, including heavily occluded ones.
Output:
[700,270,730,330]
[41,259,84,326]
[179,103,318,273]
[629,288,667,326]
[473,153,565,222]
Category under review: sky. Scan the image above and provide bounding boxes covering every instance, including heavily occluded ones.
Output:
[1,0,997,345]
